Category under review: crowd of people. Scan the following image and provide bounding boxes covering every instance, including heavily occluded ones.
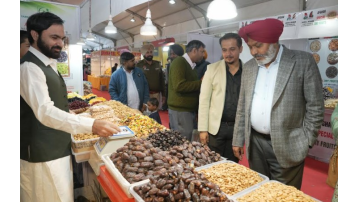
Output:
[20,11,332,202]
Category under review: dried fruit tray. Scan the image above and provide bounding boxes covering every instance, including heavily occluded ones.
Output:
[101,153,150,198]
[195,160,269,198]
[102,153,227,199]
[231,180,321,202]
[71,134,99,153]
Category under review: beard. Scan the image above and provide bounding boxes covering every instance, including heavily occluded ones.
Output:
[144,55,153,61]
[254,44,278,66]
[37,35,62,59]
[126,63,135,71]
[225,55,236,64]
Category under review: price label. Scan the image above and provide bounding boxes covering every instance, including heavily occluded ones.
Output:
[94,137,108,153]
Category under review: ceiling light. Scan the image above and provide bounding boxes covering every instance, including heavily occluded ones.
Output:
[207,0,237,20]
[140,8,157,36]
[105,0,117,34]
[169,0,175,4]
[163,46,169,51]
[77,38,86,45]
[130,15,135,22]
[105,15,117,34]
[86,29,95,41]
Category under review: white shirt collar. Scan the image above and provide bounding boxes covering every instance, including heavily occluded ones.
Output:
[273,45,283,64]
[29,46,58,69]
[183,53,196,69]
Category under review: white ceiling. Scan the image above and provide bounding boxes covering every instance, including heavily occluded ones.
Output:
[41,0,273,49]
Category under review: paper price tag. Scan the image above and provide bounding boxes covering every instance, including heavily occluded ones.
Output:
[94,137,108,153]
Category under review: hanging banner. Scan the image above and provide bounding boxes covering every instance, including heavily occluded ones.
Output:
[268,12,300,40]
[239,14,299,40]
[239,5,338,40]
[20,1,79,44]
[296,6,338,39]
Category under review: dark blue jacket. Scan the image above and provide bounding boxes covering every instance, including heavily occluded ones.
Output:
[109,66,150,110]
[149,111,162,124]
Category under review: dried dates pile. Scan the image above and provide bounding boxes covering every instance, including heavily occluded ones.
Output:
[146,130,189,151]
[134,165,233,202]
[110,138,231,202]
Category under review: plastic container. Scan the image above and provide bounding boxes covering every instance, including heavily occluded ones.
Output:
[71,148,91,163]
[195,160,269,198]
[231,180,322,202]
[101,153,149,198]
[88,150,104,176]
[71,134,99,153]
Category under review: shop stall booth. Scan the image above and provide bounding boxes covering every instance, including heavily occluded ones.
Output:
[89,50,120,90]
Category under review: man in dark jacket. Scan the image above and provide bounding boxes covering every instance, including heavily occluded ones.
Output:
[109,52,149,111]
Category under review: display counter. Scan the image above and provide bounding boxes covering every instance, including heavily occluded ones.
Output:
[88,75,110,90]
[97,166,134,202]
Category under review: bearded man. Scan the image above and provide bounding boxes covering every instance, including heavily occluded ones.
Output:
[109,52,149,111]
[138,44,165,110]
[232,18,324,189]
[20,12,120,202]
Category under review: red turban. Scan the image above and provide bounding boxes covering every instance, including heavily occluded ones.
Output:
[238,18,284,43]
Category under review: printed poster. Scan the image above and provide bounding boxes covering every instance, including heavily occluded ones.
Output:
[308,37,338,98]
[308,109,336,163]
[57,44,71,77]
[20,1,79,44]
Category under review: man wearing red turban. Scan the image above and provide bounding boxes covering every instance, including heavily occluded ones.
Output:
[232,18,324,189]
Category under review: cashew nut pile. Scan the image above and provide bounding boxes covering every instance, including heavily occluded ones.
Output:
[199,162,264,195]
[236,181,316,202]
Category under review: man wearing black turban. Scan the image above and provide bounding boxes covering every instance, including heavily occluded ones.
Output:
[109,52,150,111]
[232,18,324,189]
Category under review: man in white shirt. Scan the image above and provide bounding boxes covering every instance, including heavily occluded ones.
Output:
[20,12,121,202]
[167,40,204,140]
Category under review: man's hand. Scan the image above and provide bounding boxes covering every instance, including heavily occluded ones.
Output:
[92,120,121,137]
[233,146,244,161]
[141,104,147,112]
[199,132,209,145]
[162,96,166,105]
